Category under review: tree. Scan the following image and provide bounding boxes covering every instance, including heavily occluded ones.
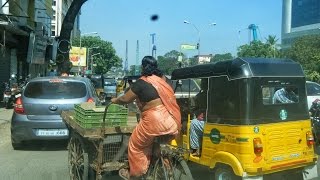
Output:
[237,41,274,58]
[128,65,140,76]
[72,36,122,74]
[56,0,88,74]
[211,53,233,62]
[265,35,279,58]
[283,35,320,81]
[237,35,280,58]
[157,50,184,75]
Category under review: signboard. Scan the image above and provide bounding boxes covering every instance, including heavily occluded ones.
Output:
[69,46,87,67]
[181,44,197,50]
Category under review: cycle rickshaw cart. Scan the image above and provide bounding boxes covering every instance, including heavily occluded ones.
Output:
[62,81,194,179]
[61,102,137,180]
[170,57,318,180]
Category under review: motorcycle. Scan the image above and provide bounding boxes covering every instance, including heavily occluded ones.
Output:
[3,82,11,108]
[3,74,28,109]
[310,99,320,144]
[6,83,23,109]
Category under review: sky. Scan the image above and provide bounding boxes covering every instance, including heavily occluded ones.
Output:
[80,0,282,67]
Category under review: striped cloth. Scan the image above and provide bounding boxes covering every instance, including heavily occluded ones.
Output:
[190,118,205,149]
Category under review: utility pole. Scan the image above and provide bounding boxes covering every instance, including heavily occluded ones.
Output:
[125,40,128,76]
[150,33,156,58]
[135,40,139,75]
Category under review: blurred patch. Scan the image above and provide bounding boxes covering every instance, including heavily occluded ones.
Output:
[150,14,159,21]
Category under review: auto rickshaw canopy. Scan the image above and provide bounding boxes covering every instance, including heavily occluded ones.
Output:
[171,57,305,80]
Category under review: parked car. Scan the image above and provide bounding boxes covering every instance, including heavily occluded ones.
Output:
[10,76,100,150]
[306,81,320,110]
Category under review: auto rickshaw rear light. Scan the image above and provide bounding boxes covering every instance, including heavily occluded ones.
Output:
[14,97,25,114]
[306,131,315,146]
[87,97,94,103]
[253,138,263,155]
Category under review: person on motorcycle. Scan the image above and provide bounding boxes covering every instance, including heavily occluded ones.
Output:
[111,56,181,179]
[310,99,320,117]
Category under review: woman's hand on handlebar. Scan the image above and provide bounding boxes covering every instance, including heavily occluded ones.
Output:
[111,97,118,104]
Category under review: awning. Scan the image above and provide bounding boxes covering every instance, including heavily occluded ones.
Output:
[0,20,29,36]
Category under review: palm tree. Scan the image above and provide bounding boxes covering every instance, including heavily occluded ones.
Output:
[265,35,279,58]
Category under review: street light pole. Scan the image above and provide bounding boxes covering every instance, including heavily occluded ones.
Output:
[78,32,98,75]
[91,52,101,74]
[87,46,99,71]
[183,20,216,58]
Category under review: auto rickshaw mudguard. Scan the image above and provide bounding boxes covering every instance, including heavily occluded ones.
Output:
[210,151,244,176]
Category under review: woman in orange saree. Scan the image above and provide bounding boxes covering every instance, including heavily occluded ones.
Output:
[111,56,181,179]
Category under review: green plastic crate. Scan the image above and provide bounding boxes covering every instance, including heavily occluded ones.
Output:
[74,104,127,114]
[107,104,128,112]
[76,115,128,128]
[74,103,128,128]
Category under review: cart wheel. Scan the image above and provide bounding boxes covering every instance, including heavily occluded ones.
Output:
[68,133,89,180]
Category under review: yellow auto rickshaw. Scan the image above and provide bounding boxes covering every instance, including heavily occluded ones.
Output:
[171,57,318,180]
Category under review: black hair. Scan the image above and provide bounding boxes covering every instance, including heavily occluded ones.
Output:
[195,109,206,117]
[141,56,163,77]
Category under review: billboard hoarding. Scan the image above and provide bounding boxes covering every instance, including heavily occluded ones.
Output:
[69,46,87,67]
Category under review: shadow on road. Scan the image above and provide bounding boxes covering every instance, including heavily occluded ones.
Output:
[16,140,68,151]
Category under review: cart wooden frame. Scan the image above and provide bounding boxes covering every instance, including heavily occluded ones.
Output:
[61,110,136,180]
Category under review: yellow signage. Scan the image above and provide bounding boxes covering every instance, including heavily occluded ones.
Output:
[69,46,87,67]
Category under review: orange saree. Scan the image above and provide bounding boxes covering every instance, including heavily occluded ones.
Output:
[128,75,181,177]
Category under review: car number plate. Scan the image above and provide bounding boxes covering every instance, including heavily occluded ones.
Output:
[36,129,69,136]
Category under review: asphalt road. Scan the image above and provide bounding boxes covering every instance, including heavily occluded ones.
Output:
[0,108,320,180]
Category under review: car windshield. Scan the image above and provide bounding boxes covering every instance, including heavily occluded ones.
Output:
[306,82,320,96]
[24,81,87,99]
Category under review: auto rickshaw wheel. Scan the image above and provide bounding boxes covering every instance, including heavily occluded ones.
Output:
[68,132,90,180]
[212,164,240,180]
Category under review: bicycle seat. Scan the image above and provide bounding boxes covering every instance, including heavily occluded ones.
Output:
[154,134,174,144]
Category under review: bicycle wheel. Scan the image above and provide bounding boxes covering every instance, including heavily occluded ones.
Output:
[152,155,193,180]
[152,157,170,180]
[170,156,193,180]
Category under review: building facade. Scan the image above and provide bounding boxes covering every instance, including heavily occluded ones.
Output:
[282,0,320,49]
[0,0,54,100]
[51,0,80,39]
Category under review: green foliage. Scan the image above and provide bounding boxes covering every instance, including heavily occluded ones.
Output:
[157,50,184,75]
[72,36,122,74]
[128,65,141,76]
[283,35,320,79]
[305,70,320,82]
[211,53,233,62]
[237,40,280,58]
[237,35,280,58]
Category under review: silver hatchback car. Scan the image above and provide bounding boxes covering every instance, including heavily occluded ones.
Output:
[11,76,99,149]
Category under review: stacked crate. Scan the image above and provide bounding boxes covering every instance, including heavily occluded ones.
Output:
[74,102,128,128]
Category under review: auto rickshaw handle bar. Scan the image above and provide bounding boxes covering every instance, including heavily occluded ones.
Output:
[101,102,113,137]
